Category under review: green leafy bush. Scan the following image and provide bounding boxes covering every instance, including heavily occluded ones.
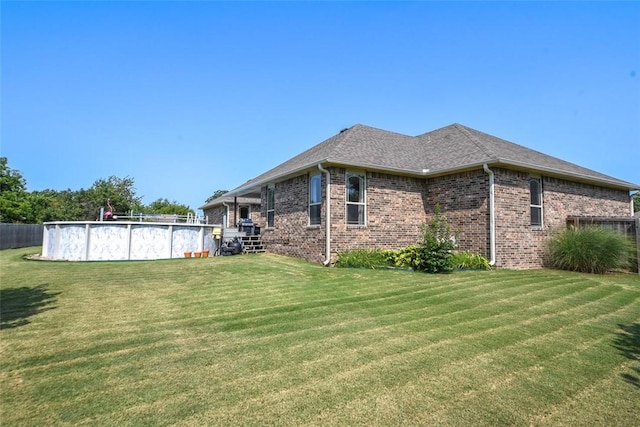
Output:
[335,249,397,269]
[393,245,452,273]
[392,205,457,274]
[451,250,492,270]
[335,205,461,274]
[547,226,633,274]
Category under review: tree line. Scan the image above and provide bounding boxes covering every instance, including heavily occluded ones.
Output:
[0,157,196,223]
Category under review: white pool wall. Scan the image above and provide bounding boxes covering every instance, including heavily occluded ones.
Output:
[42,221,219,261]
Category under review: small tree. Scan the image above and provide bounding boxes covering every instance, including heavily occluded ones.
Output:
[0,157,30,223]
[77,176,143,220]
[397,204,457,273]
[143,198,194,216]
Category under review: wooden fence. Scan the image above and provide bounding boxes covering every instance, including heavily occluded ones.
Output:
[0,224,44,250]
[566,216,640,273]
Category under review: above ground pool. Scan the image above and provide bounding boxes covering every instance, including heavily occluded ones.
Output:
[42,221,219,261]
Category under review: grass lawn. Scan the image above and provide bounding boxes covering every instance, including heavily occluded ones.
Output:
[1,247,639,426]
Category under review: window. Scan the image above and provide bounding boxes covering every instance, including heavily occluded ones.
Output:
[239,205,249,219]
[530,178,543,227]
[266,185,275,227]
[309,173,322,225]
[346,172,366,225]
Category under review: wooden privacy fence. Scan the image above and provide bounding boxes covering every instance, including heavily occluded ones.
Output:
[0,224,44,250]
[566,216,640,273]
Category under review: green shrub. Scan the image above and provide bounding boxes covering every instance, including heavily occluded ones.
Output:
[547,226,633,274]
[451,250,492,270]
[335,249,396,269]
[336,205,460,274]
[393,245,453,273]
[392,205,457,274]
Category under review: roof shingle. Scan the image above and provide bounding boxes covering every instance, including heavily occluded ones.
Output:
[228,123,638,195]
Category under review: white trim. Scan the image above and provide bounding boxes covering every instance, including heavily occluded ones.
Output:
[266,184,275,228]
[529,177,543,227]
[309,172,322,226]
[345,171,366,226]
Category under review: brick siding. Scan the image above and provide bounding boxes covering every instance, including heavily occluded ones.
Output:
[256,166,631,269]
[331,169,428,257]
[260,174,325,262]
[426,169,490,258]
[260,168,428,263]
[492,168,630,268]
[203,203,261,228]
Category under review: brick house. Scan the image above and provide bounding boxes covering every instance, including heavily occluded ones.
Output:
[202,196,261,228]
[203,123,638,269]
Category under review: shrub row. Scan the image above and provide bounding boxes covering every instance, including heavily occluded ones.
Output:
[336,205,491,273]
[336,209,636,275]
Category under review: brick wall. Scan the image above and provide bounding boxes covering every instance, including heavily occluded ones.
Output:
[426,169,490,257]
[260,168,428,263]
[203,203,261,228]
[330,170,428,259]
[260,174,326,262]
[492,168,631,269]
[203,206,226,226]
[257,165,631,269]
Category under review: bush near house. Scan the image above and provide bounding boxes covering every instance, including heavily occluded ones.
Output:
[396,205,457,273]
[337,205,470,273]
[450,250,492,270]
[334,248,397,269]
[547,226,634,274]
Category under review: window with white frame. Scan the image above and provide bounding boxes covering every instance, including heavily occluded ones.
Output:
[266,185,275,227]
[346,171,366,225]
[530,177,543,227]
[309,173,322,225]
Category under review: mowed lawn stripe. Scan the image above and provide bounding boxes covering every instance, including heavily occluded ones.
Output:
[170,294,638,426]
[1,248,638,426]
[3,264,627,380]
[18,282,632,401]
[191,286,637,393]
[58,280,636,422]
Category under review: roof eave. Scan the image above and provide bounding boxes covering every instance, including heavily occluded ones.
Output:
[407,159,638,190]
[223,160,331,198]
[199,196,261,210]
[222,156,639,201]
[494,158,640,191]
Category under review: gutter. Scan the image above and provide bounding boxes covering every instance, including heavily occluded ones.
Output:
[318,163,331,266]
[222,202,230,229]
[483,164,496,266]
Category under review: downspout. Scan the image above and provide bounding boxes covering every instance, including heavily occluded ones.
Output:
[222,202,230,229]
[318,163,331,266]
[483,164,496,266]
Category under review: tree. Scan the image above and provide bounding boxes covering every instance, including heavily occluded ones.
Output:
[27,189,83,223]
[77,176,143,220]
[143,198,194,216]
[0,157,30,223]
[634,193,640,214]
[205,189,228,204]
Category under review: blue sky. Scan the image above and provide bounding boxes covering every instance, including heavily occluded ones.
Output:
[2,1,639,212]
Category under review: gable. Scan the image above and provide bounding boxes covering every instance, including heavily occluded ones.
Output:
[224,123,639,198]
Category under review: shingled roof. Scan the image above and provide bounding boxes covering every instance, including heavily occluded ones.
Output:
[226,123,638,197]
